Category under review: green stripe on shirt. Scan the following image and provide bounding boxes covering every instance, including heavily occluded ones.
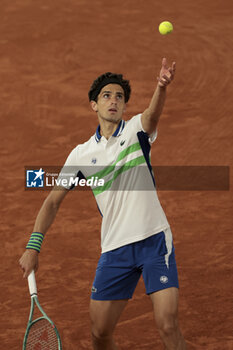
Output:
[86,142,142,180]
[93,155,146,196]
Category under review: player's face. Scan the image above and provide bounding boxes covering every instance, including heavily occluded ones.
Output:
[91,84,126,123]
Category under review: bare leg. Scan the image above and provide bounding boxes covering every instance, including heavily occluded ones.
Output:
[90,299,128,350]
[150,288,186,350]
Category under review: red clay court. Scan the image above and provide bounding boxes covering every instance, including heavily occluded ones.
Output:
[0,0,232,349]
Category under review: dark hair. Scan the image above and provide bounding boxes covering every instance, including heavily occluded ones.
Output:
[88,72,131,103]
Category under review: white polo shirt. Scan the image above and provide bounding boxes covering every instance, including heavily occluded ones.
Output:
[59,113,170,253]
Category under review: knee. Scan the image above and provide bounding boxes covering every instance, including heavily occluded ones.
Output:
[91,325,114,347]
[91,325,113,341]
[157,316,179,337]
[90,314,114,343]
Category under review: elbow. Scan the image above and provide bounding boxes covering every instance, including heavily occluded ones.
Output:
[44,186,68,210]
[45,192,61,211]
[141,111,159,135]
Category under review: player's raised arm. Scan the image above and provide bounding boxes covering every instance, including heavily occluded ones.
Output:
[141,58,176,135]
[19,185,69,278]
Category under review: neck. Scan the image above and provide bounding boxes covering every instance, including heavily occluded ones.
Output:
[98,118,121,140]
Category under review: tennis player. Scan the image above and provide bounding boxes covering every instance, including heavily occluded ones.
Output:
[19,58,186,349]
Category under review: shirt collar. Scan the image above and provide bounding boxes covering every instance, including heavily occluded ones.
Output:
[95,120,125,143]
[95,125,102,143]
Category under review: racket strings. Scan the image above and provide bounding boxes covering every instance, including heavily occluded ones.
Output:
[26,318,58,350]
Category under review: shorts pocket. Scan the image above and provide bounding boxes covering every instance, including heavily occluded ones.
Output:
[148,232,168,257]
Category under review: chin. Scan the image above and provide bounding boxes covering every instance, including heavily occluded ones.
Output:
[104,115,121,123]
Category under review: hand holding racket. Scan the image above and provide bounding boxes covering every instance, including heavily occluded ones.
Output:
[23,270,62,349]
[19,249,39,278]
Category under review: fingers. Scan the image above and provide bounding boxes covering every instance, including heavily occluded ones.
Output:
[162,57,167,68]
[19,250,39,278]
[161,58,176,71]
[157,77,168,87]
[34,261,39,273]
[170,61,176,78]
[158,60,176,87]
[162,74,171,83]
[19,263,27,278]
[23,266,32,279]
[22,265,33,279]
[19,259,29,278]
[157,74,172,87]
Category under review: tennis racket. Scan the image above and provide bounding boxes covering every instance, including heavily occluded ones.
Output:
[23,270,62,349]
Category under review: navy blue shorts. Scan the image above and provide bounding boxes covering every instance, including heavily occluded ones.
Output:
[91,228,179,300]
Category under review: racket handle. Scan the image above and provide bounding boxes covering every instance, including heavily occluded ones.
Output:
[28,270,38,296]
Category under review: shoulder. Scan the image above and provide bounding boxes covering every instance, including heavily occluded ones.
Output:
[63,134,96,164]
[123,113,143,134]
[125,113,157,144]
[76,134,96,152]
[73,132,98,151]
[126,113,142,127]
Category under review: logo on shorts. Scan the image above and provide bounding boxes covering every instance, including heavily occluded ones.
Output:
[160,276,168,284]
[91,286,97,293]
[91,158,97,164]
[26,168,45,188]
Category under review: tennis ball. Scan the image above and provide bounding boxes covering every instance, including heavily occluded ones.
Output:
[159,21,173,35]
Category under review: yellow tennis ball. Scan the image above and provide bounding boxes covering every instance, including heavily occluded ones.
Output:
[159,21,173,35]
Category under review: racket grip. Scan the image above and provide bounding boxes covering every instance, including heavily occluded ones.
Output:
[28,270,38,296]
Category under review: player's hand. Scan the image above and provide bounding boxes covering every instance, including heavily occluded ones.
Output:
[19,249,39,278]
[157,58,176,87]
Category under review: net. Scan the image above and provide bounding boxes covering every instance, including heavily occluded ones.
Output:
[26,318,59,350]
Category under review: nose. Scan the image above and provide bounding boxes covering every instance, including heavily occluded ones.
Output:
[110,95,118,103]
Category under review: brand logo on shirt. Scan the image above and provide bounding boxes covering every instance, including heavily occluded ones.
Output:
[120,140,126,146]
[91,158,97,164]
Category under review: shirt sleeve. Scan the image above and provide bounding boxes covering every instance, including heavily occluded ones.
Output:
[129,113,157,144]
[57,146,82,190]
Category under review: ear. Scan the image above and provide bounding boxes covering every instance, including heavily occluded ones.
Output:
[123,103,127,113]
[90,100,98,112]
